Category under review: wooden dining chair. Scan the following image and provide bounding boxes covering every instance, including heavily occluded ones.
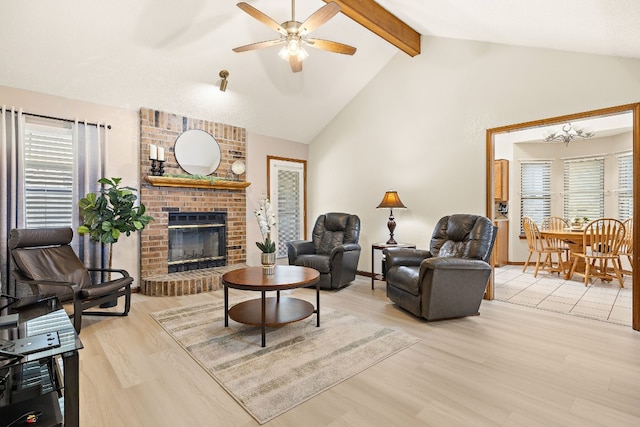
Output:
[541,216,570,231]
[568,218,626,287]
[522,217,566,277]
[540,216,571,263]
[617,218,633,276]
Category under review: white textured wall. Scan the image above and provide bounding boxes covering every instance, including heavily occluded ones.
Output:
[246,133,309,267]
[309,36,640,273]
[0,85,140,281]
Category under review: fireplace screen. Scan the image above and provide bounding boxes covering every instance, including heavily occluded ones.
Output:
[168,212,226,273]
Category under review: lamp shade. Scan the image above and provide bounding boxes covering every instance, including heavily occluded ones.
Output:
[376,190,406,209]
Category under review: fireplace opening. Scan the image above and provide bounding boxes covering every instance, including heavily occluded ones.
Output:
[168,212,226,273]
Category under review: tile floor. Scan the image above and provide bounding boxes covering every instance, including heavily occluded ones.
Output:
[494,264,633,327]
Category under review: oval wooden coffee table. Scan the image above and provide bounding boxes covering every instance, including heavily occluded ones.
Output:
[222,265,320,347]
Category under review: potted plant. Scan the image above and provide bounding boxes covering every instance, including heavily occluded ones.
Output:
[254,197,277,274]
[78,177,154,277]
[571,216,589,230]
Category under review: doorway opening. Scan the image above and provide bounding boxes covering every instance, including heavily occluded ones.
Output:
[486,103,640,331]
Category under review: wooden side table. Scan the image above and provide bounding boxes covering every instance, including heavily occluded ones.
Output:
[371,242,416,289]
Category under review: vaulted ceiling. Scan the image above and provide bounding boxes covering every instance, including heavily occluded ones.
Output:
[1,1,639,143]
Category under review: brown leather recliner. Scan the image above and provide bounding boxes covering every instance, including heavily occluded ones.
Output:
[287,212,361,289]
[384,214,497,321]
[8,227,133,333]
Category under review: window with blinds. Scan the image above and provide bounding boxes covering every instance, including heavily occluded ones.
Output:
[276,168,302,258]
[23,119,75,228]
[520,161,551,233]
[563,156,604,222]
[617,153,633,220]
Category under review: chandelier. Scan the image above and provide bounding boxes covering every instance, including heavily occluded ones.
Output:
[543,123,595,146]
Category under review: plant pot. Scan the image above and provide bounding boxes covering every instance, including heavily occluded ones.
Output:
[261,252,276,275]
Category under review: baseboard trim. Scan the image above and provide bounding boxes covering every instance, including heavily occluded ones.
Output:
[357,270,373,278]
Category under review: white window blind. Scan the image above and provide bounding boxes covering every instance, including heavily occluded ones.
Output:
[23,119,75,228]
[617,153,633,220]
[520,161,551,233]
[563,157,604,222]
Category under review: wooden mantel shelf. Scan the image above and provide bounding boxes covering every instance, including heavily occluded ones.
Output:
[145,176,251,190]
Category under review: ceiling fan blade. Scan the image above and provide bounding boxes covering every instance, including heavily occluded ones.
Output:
[299,2,341,35]
[237,2,287,36]
[233,39,284,53]
[305,38,356,55]
[289,55,303,73]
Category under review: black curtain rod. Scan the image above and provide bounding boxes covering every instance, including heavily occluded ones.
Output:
[23,111,112,129]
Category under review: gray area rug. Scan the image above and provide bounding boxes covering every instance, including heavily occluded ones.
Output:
[151,298,419,424]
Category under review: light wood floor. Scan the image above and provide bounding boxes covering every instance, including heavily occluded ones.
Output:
[77,276,640,426]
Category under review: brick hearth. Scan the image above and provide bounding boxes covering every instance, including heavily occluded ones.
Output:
[139,108,248,296]
[141,264,247,296]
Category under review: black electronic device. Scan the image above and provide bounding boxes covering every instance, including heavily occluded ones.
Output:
[0,332,60,357]
[0,391,62,427]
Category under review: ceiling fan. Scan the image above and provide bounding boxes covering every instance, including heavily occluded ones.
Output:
[232,1,357,73]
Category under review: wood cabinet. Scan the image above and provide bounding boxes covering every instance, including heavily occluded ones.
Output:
[494,159,509,202]
[493,220,509,267]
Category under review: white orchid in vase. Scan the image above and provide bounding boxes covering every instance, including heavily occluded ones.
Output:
[255,197,277,253]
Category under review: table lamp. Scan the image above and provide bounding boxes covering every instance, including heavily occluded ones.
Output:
[376,190,407,244]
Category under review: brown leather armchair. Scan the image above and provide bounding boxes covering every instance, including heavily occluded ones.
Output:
[8,227,133,333]
[287,212,361,289]
[384,214,497,321]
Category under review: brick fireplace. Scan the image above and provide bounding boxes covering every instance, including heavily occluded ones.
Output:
[139,108,248,296]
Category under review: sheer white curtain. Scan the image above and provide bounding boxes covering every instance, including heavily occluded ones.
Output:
[1,106,107,296]
[74,119,106,271]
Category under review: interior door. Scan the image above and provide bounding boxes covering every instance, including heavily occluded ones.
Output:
[267,156,307,258]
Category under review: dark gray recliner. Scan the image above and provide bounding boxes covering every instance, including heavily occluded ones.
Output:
[383,214,497,321]
[287,212,361,290]
[8,227,133,333]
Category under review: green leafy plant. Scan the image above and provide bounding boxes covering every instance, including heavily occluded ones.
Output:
[164,173,219,184]
[78,177,154,269]
[256,235,276,253]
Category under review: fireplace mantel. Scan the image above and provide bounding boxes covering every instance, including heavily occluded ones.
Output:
[145,176,251,190]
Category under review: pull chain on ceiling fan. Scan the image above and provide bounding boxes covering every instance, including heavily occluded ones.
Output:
[232,0,357,73]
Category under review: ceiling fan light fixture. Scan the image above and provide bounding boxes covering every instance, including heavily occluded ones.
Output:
[287,38,301,56]
[278,45,289,60]
[296,46,309,61]
[232,1,355,73]
[278,38,308,62]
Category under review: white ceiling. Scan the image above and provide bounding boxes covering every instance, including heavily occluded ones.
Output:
[1,0,639,143]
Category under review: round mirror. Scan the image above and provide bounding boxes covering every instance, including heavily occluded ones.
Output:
[174,129,221,175]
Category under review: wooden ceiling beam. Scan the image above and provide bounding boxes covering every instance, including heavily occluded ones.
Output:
[324,0,421,57]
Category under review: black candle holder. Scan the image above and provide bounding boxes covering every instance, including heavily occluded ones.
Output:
[150,159,157,176]
[157,160,165,176]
